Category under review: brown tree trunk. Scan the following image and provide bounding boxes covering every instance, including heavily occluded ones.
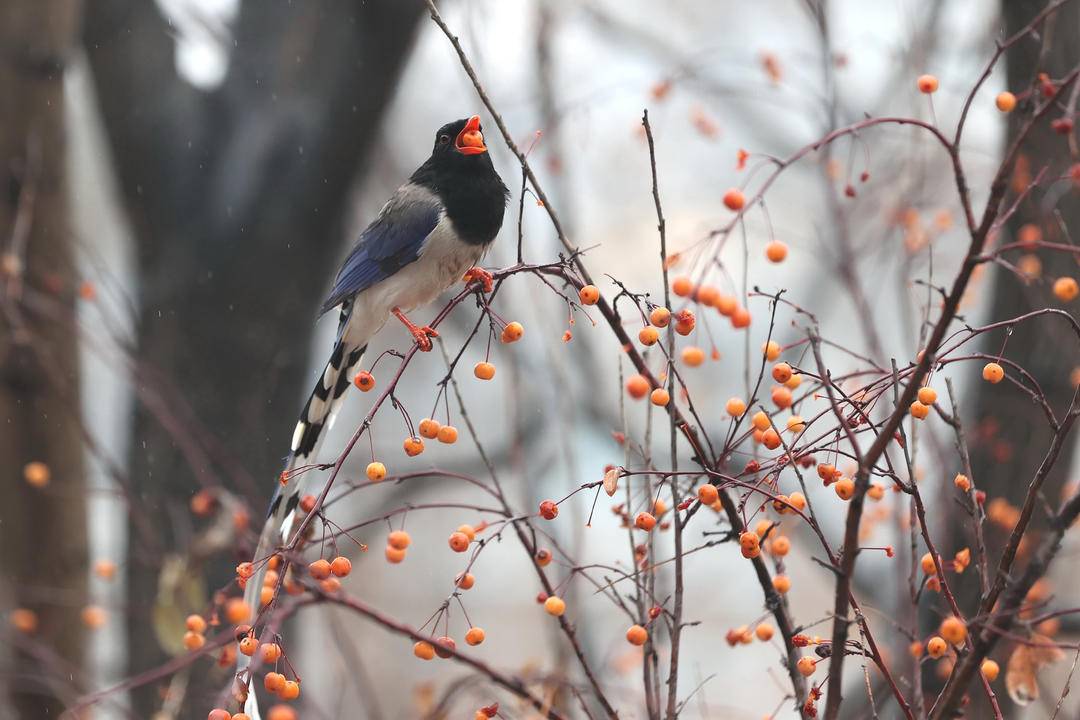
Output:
[0,1,87,717]
[940,0,1080,714]
[82,0,423,713]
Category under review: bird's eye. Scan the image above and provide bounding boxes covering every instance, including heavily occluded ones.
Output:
[438,134,450,145]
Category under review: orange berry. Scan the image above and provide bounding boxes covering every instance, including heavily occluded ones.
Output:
[267,705,297,720]
[917,74,939,93]
[867,482,885,501]
[752,410,771,431]
[762,340,781,361]
[233,714,252,720]
[500,321,524,343]
[995,91,1016,112]
[917,386,937,405]
[771,385,792,409]
[264,671,286,692]
[981,658,1000,681]
[403,436,425,456]
[330,556,352,577]
[539,499,559,519]
[434,636,456,658]
[385,545,406,563]
[209,710,232,720]
[23,461,50,488]
[456,572,476,589]
[437,425,459,444]
[465,626,486,645]
[238,636,259,656]
[635,512,657,531]
[93,559,117,580]
[739,531,760,553]
[279,680,300,700]
[544,596,566,616]
[1018,223,1042,248]
[388,530,411,550]
[81,605,107,629]
[785,373,802,389]
[448,531,470,553]
[236,562,255,580]
[418,418,441,439]
[696,285,720,306]
[716,294,737,316]
[261,642,282,663]
[982,362,1004,384]
[731,306,751,328]
[797,656,817,676]
[954,473,971,492]
[772,575,791,593]
[414,641,436,660]
[674,310,695,335]
[762,428,781,450]
[926,636,947,658]
[772,362,792,383]
[457,524,476,541]
[910,401,930,419]
[473,361,496,380]
[834,477,855,500]
[650,388,670,406]
[755,623,775,641]
[786,415,805,433]
[626,624,648,646]
[788,491,806,511]
[186,614,208,633]
[183,630,205,650]
[726,397,747,416]
[681,346,705,366]
[535,548,553,566]
[765,240,788,263]
[672,277,694,297]
[259,586,274,607]
[578,284,600,305]
[940,616,967,645]
[770,535,791,556]
[224,597,250,624]
[1054,276,1079,302]
[639,326,660,346]
[650,307,671,327]
[366,461,387,481]
[921,552,938,575]
[626,374,651,400]
[353,371,375,391]
[308,559,331,580]
[723,188,746,211]
[697,484,719,505]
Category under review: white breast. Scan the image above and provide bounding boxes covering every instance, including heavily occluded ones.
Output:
[342,215,487,347]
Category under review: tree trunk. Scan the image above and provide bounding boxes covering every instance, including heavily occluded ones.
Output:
[82,0,423,713]
[0,1,87,717]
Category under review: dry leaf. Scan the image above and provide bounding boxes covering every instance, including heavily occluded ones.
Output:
[603,466,622,497]
[1006,634,1066,705]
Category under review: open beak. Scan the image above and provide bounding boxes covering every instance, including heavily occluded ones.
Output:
[455,115,487,155]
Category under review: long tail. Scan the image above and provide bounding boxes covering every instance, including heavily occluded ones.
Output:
[238,301,367,716]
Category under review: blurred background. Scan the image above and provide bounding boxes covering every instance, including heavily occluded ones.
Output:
[1,0,1078,718]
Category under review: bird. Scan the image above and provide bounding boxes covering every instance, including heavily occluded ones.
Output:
[239,115,507,715]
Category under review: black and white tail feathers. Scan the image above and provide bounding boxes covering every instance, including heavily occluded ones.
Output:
[238,300,365,717]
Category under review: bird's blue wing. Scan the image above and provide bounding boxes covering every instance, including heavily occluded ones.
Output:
[320,185,443,315]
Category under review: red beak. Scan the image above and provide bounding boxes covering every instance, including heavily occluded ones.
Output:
[455,115,487,155]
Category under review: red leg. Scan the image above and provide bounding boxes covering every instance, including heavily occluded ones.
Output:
[462,267,494,293]
[391,307,438,351]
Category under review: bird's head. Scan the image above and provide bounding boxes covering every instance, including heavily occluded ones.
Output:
[430,116,491,165]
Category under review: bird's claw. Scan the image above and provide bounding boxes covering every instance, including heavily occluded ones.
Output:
[463,267,494,294]
[411,325,439,352]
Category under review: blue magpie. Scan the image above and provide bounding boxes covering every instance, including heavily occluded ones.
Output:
[239,116,507,712]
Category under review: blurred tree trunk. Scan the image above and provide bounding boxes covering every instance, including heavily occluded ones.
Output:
[0,1,87,717]
[82,0,423,713]
[944,0,1080,714]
